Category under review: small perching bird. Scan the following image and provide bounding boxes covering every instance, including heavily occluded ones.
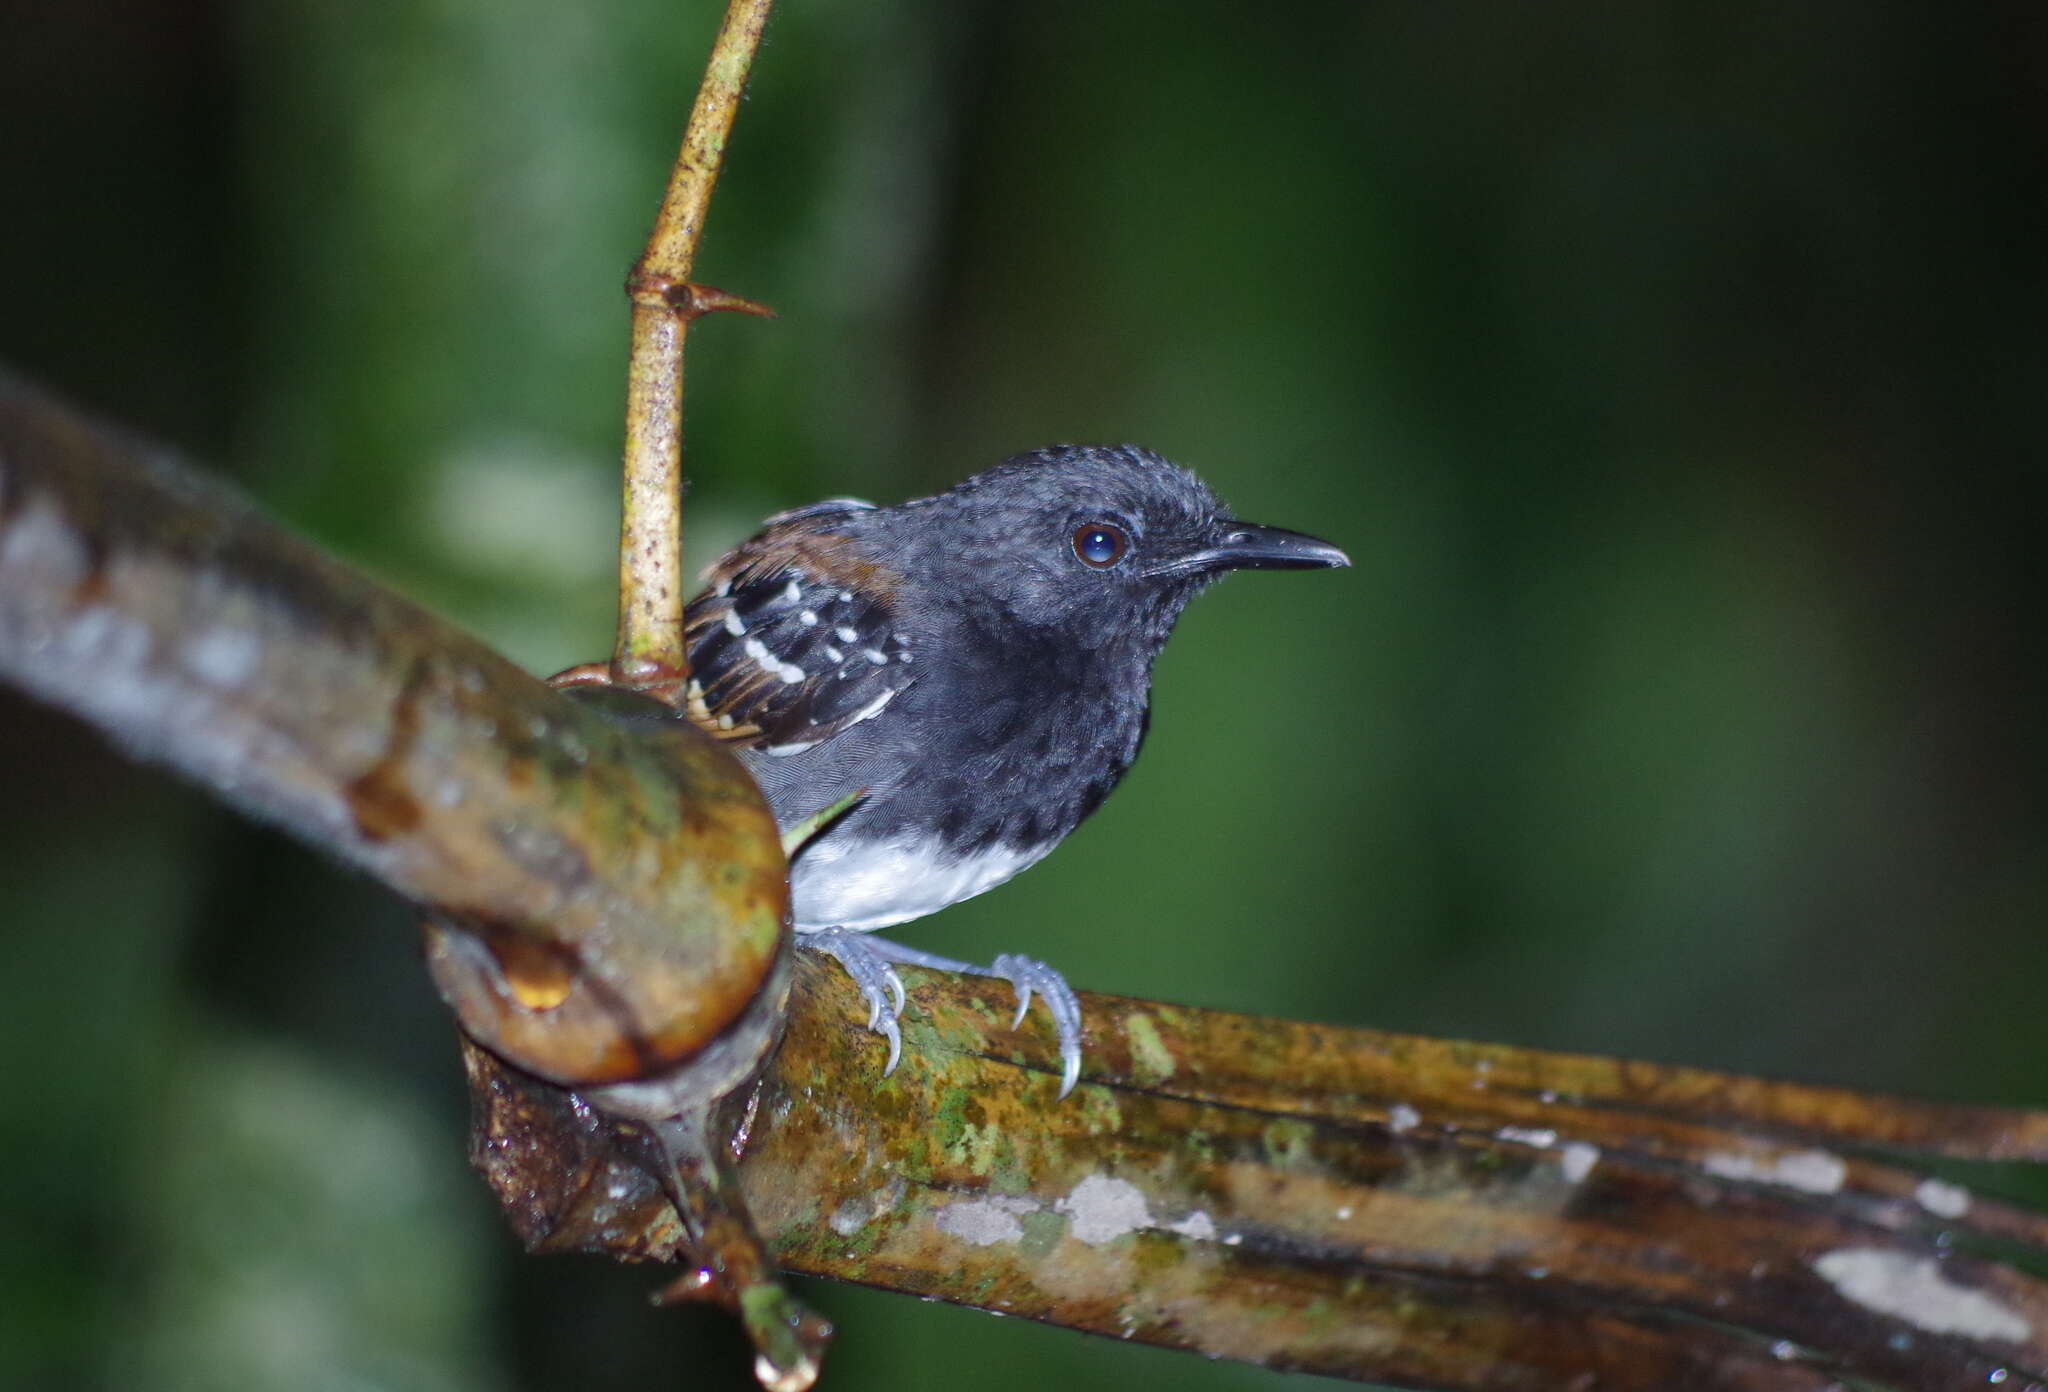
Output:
[681,445,1348,1096]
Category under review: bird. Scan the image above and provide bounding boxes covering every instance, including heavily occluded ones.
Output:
[678,444,1348,1097]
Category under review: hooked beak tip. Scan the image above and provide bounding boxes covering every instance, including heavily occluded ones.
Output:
[1202,522,1350,573]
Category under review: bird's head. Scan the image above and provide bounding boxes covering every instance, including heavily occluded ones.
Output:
[876,444,1349,646]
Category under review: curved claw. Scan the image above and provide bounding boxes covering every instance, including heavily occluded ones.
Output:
[877,1012,902,1076]
[990,953,1085,1098]
[1008,980,1034,1031]
[803,928,907,1077]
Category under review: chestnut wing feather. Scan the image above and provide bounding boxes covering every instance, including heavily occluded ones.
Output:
[682,504,915,754]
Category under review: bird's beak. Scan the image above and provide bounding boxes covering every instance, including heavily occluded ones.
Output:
[1169,521,1350,577]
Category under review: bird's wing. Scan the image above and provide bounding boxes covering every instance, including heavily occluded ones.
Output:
[682,502,917,755]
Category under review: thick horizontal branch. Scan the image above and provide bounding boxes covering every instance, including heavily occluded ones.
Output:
[474,956,2048,1392]
[0,369,785,1088]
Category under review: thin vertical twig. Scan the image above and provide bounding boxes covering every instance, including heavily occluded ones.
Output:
[613,0,777,697]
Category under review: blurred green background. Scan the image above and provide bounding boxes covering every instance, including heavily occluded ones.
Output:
[3,1,2043,1389]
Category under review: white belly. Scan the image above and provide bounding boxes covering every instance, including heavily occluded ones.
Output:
[788,836,1048,932]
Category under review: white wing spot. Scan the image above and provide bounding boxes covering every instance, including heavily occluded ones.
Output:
[722,608,747,636]
[744,636,806,684]
[844,687,899,728]
[835,625,859,643]
[783,580,803,603]
[799,610,819,626]
[822,645,843,662]
[863,648,888,665]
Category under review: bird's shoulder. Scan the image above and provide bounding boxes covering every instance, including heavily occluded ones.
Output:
[681,499,919,755]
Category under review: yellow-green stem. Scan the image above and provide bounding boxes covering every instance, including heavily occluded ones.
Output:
[614,0,777,692]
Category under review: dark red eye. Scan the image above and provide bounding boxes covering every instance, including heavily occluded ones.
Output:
[1072,523,1129,567]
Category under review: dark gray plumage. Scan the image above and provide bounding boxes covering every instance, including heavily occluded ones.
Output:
[680,445,1348,1095]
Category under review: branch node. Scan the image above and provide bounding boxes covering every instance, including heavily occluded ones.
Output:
[626,269,778,321]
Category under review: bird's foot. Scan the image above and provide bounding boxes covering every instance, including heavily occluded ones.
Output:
[800,932,1083,1098]
[801,928,906,1075]
[987,952,1084,1099]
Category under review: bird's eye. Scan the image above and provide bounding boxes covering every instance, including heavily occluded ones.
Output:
[1072,522,1129,568]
